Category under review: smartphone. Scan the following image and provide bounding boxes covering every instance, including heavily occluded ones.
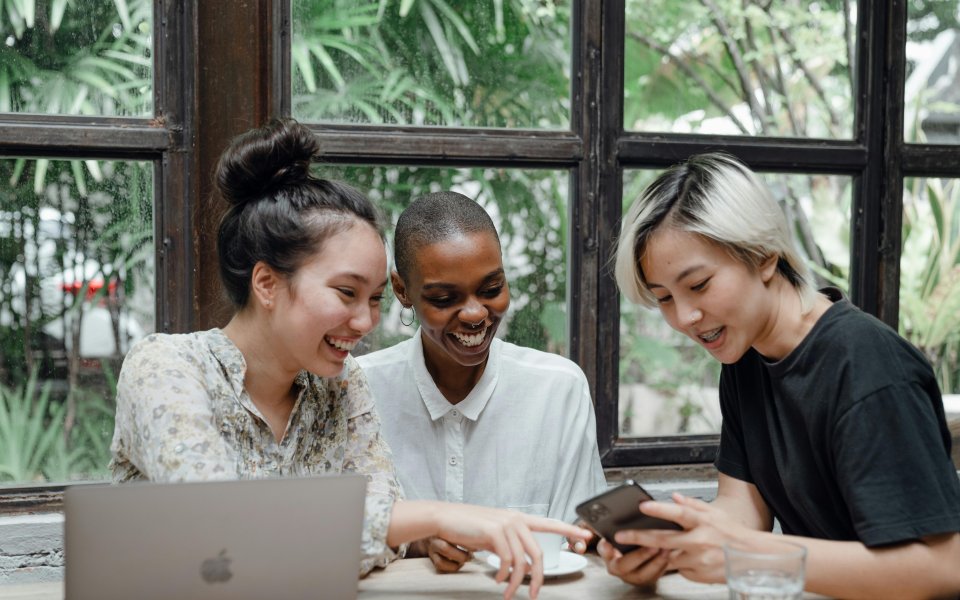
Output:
[575,480,682,554]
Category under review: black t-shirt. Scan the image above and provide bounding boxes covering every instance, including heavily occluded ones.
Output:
[715,288,960,547]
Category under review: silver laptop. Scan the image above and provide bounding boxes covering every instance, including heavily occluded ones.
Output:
[65,475,366,600]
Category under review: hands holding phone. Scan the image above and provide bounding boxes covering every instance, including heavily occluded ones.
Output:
[579,482,756,587]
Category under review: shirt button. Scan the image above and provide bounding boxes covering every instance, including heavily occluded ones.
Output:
[449,457,458,466]
[451,410,459,417]
[266,460,278,471]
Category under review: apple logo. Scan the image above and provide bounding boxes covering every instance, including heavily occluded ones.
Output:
[200,549,233,584]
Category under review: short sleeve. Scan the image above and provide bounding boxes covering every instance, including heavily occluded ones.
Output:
[832,383,960,546]
[714,365,753,483]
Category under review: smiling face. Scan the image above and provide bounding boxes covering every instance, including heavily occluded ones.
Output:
[640,226,778,364]
[393,230,510,372]
[267,221,387,377]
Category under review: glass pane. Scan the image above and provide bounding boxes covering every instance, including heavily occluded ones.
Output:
[0,0,152,117]
[319,166,569,356]
[618,169,852,437]
[901,178,960,393]
[291,0,571,128]
[905,2,960,143]
[0,158,154,485]
[624,0,856,138]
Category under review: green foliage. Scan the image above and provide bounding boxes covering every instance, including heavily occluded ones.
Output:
[0,369,63,481]
[292,0,569,128]
[901,178,960,393]
[0,366,115,483]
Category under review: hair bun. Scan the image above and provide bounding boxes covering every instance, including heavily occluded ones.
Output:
[216,118,321,208]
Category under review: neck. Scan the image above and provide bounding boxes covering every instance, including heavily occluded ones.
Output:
[752,279,831,361]
[222,311,299,409]
[421,340,488,405]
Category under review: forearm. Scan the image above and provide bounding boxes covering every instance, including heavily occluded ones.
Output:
[386,500,445,547]
[779,531,960,600]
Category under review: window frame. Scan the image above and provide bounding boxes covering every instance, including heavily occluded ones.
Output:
[0,2,197,502]
[3,1,958,507]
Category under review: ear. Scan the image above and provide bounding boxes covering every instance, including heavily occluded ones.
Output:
[390,270,412,307]
[759,254,779,283]
[250,261,282,309]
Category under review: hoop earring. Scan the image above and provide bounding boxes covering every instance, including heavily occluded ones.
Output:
[400,305,416,327]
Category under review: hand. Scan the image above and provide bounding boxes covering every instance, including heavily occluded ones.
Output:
[612,493,749,584]
[424,536,473,573]
[433,504,592,600]
[597,537,670,588]
[569,520,595,554]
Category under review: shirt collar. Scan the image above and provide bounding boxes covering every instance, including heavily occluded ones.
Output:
[409,328,501,422]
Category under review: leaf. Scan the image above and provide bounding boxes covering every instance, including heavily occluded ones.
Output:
[427,0,480,55]
[50,0,68,32]
[33,158,49,195]
[419,1,463,86]
[307,43,345,89]
[113,0,132,32]
[399,0,415,18]
[291,41,317,93]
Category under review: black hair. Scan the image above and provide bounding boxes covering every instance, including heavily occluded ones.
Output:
[393,191,500,280]
[215,118,384,308]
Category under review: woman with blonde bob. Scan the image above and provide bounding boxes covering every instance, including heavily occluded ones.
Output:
[607,153,960,599]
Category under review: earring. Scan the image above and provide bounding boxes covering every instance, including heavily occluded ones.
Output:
[400,305,416,327]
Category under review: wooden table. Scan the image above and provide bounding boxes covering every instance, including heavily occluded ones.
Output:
[1,554,825,599]
[359,555,731,599]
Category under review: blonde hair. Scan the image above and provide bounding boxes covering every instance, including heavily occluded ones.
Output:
[614,153,817,311]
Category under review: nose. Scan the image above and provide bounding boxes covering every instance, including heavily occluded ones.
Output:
[349,303,379,335]
[674,298,702,328]
[459,297,488,325]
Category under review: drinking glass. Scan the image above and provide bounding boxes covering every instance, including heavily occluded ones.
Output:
[724,539,807,600]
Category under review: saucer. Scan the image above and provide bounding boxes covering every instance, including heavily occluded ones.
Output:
[485,551,588,578]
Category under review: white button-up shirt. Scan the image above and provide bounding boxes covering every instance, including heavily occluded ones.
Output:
[358,330,607,522]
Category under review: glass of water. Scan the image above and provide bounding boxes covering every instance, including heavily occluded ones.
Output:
[724,539,807,600]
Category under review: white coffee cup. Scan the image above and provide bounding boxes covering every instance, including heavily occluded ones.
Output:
[531,529,563,570]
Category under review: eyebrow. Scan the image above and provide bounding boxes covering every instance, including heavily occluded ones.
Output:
[339,273,388,288]
[421,268,505,291]
[646,265,705,289]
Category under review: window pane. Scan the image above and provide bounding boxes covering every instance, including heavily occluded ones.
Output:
[905,2,960,143]
[319,166,569,356]
[0,0,152,116]
[901,177,960,394]
[624,0,856,138]
[0,158,153,485]
[618,169,852,437]
[291,0,571,128]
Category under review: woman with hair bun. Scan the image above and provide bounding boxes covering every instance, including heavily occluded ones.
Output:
[110,119,588,598]
[605,153,960,599]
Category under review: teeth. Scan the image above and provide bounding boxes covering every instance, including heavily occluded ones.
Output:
[452,328,487,347]
[699,328,722,343]
[326,337,357,352]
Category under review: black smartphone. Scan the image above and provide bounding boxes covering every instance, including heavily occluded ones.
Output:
[575,480,682,554]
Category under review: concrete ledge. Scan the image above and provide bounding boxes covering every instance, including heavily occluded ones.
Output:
[0,514,64,585]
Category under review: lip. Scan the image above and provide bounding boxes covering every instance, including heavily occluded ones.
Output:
[694,326,725,349]
[447,322,497,356]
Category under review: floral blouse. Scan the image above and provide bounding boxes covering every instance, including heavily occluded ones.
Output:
[110,329,403,575]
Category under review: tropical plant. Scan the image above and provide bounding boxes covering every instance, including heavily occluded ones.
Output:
[0,368,64,481]
[0,0,153,484]
[901,177,960,393]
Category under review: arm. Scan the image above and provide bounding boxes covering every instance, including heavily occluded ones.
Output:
[388,500,592,600]
[550,374,610,524]
[339,359,406,575]
[620,495,960,599]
